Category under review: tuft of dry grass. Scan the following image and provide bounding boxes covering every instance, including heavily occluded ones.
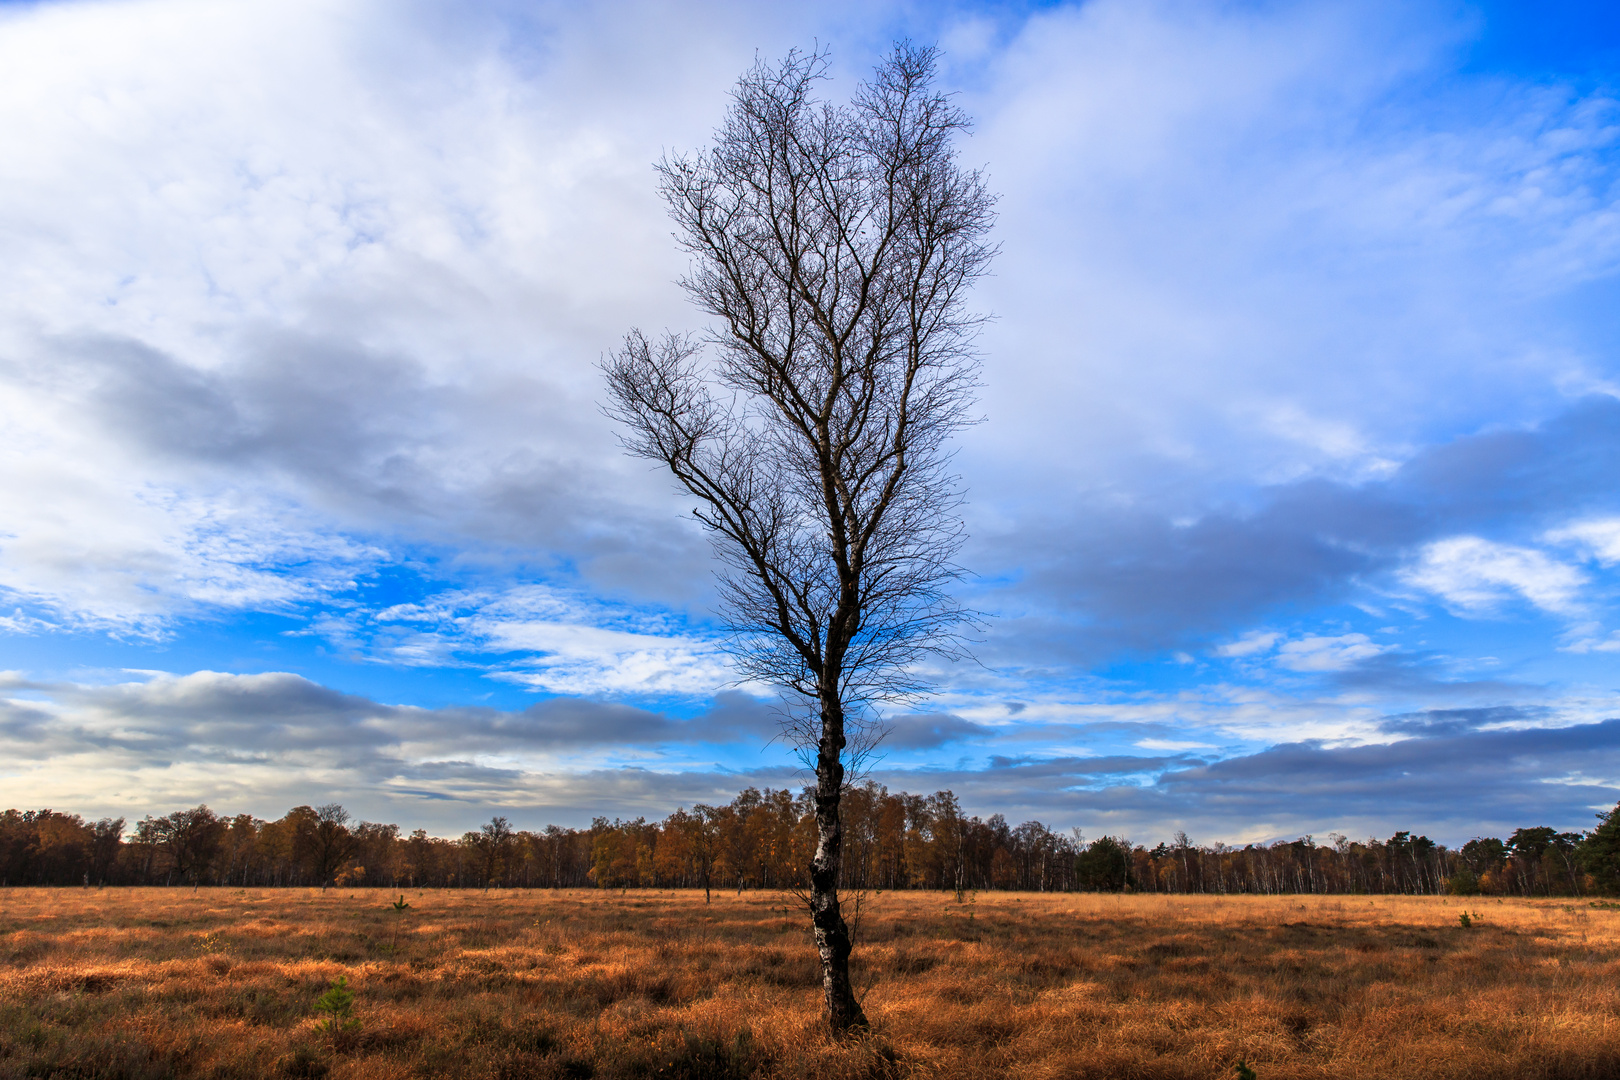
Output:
[3,888,1619,1078]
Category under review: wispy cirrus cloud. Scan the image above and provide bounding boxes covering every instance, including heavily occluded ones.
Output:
[301,584,738,696]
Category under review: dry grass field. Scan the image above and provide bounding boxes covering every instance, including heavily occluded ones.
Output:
[2,887,1619,1079]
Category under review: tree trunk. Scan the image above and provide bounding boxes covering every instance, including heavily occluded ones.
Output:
[811,697,866,1032]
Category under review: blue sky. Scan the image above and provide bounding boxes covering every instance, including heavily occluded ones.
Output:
[2,0,1619,844]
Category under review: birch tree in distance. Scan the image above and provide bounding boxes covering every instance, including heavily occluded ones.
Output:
[603,43,995,1032]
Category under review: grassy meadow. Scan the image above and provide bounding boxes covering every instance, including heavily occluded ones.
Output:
[2,887,1618,1079]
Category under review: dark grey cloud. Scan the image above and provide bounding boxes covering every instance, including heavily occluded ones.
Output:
[482,765,808,826]
[10,669,1618,841]
[0,698,55,745]
[690,690,785,741]
[983,395,1620,661]
[1378,704,1553,737]
[439,689,781,749]
[0,671,808,830]
[443,698,686,748]
[880,712,994,750]
[0,672,778,764]
[282,758,810,830]
[980,753,1194,776]
[0,673,391,759]
[872,719,1620,845]
[1153,721,1620,840]
[54,330,712,598]
[1327,651,1543,698]
[1399,399,1620,528]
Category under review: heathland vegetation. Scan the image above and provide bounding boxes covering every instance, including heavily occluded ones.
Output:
[3,887,1619,1078]
[6,784,1620,899]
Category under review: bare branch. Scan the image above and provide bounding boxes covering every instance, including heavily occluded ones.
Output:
[601,41,994,1033]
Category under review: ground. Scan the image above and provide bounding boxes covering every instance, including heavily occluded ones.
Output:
[2,887,1618,1078]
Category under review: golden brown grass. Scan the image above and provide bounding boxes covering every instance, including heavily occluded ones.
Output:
[3,887,1619,1079]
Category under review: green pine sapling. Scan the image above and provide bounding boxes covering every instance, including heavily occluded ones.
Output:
[313,975,359,1049]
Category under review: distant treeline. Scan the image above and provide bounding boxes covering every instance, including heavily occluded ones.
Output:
[5,782,1620,896]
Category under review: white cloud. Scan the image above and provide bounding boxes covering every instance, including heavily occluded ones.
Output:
[0,0,814,629]
[1403,536,1587,616]
[967,0,1620,520]
[1214,629,1394,673]
[1136,738,1215,752]
[1214,630,1281,658]
[1,0,1616,647]
[0,0,1618,831]
[1275,633,1389,672]
[324,584,738,697]
[1563,630,1620,655]
[1546,518,1620,566]
[483,626,736,698]
[6,0,1620,843]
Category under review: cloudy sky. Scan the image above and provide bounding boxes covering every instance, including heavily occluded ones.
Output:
[3,0,1619,845]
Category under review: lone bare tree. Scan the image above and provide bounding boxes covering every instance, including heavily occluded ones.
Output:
[603,43,994,1031]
